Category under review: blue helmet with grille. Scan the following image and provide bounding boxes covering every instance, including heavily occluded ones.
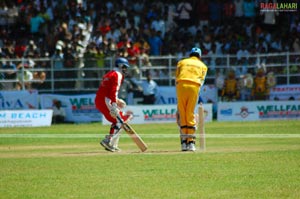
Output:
[189,47,202,57]
[115,57,130,68]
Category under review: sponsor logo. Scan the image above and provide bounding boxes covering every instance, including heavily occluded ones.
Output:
[158,96,177,104]
[220,108,232,116]
[69,97,98,113]
[257,104,300,118]
[235,106,254,118]
[143,108,177,121]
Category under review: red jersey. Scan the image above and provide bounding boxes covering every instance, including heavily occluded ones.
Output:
[95,68,128,124]
[96,69,124,104]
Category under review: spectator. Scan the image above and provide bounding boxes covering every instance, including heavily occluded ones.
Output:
[166,1,178,32]
[176,0,193,28]
[74,34,86,90]
[118,77,134,104]
[99,19,111,35]
[260,2,279,33]
[94,45,106,78]
[14,38,27,58]
[209,0,223,26]
[0,0,299,96]
[106,23,122,42]
[1,60,17,90]
[146,4,159,21]
[29,8,45,39]
[2,39,15,58]
[234,0,244,20]
[127,41,140,66]
[133,37,151,54]
[148,29,163,56]
[38,5,51,38]
[176,46,189,61]
[141,72,158,104]
[195,0,209,30]
[31,70,47,90]
[133,0,144,13]
[151,15,166,39]
[270,35,282,52]
[52,100,66,124]
[243,0,256,20]
[56,22,73,44]
[252,68,269,100]
[206,44,218,74]
[52,45,64,89]
[23,40,40,58]
[0,0,297,61]
[83,43,99,89]
[223,0,235,25]
[221,70,240,101]
[236,43,250,64]
[62,43,76,89]
[255,37,268,53]
[292,38,300,52]
[16,61,34,90]
[239,73,254,101]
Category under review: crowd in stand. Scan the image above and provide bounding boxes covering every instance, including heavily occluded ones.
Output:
[0,0,300,91]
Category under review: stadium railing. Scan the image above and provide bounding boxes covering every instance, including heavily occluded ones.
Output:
[0,52,299,93]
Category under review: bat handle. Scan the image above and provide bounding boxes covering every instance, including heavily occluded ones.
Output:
[116,115,124,124]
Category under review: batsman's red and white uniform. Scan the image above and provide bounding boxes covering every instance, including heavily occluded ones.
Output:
[95,68,129,125]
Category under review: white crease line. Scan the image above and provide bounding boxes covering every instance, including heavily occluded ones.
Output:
[0,134,300,138]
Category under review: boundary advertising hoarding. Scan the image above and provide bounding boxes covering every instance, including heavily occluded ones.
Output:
[218,101,300,121]
[102,104,213,125]
[40,94,101,123]
[0,90,39,110]
[0,110,53,127]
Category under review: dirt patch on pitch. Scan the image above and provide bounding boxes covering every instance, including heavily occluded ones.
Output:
[1,145,300,159]
[0,144,93,151]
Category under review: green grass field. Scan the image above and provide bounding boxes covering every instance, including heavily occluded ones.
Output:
[1,120,300,199]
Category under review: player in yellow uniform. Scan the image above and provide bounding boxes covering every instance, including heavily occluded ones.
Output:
[252,68,268,100]
[221,70,240,101]
[176,47,208,151]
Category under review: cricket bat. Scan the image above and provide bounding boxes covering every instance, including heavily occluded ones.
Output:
[117,116,148,152]
[198,104,206,151]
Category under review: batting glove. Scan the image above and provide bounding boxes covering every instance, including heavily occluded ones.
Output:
[110,103,119,118]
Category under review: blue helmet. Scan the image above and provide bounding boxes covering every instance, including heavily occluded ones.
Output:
[115,57,130,68]
[189,47,202,57]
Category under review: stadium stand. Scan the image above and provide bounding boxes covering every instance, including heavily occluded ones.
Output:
[0,0,299,100]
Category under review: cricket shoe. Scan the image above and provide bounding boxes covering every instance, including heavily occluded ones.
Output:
[187,141,196,152]
[181,140,188,151]
[113,146,122,152]
[100,138,115,152]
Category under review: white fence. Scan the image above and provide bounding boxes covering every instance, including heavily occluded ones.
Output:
[1,52,299,93]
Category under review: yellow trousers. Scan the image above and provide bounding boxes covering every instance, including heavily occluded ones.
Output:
[176,81,200,142]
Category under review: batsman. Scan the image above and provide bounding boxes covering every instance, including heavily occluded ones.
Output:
[175,47,208,151]
[95,57,133,152]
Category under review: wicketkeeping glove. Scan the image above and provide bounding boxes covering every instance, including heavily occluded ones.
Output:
[110,103,119,118]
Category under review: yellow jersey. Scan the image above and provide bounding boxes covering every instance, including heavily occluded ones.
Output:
[176,56,208,86]
[254,76,267,93]
[223,78,238,94]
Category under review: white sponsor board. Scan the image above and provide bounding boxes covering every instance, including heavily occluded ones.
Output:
[103,104,212,125]
[218,101,300,121]
[0,90,39,110]
[0,110,53,127]
[269,84,300,100]
[40,94,101,123]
